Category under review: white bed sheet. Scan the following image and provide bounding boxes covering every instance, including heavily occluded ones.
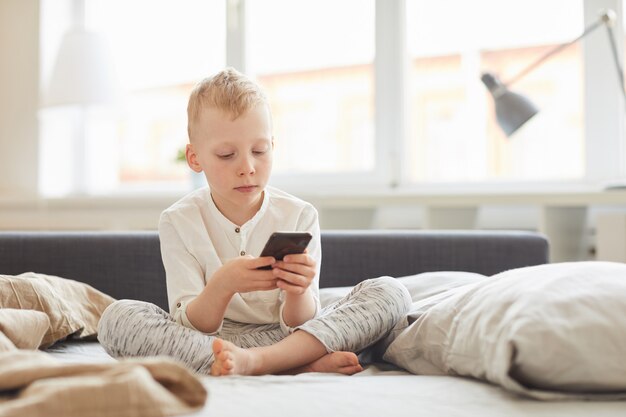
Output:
[47,341,626,417]
[194,371,625,417]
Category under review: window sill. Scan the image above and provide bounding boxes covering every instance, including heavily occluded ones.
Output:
[2,185,626,209]
[2,188,626,262]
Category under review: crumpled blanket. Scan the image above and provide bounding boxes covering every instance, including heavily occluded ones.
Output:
[0,309,50,351]
[0,272,116,348]
[0,282,207,417]
[0,350,208,417]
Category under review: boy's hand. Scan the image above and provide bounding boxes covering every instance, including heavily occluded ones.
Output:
[272,251,316,295]
[213,256,277,296]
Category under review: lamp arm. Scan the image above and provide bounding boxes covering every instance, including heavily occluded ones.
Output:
[504,11,611,87]
[604,24,626,104]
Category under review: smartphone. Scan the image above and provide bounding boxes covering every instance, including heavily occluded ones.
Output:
[257,231,313,270]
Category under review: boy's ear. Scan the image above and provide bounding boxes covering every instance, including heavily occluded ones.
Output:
[271,136,275,149]
[185,144,203,173]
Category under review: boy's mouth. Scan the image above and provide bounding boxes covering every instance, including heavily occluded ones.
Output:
[235,185,257,193]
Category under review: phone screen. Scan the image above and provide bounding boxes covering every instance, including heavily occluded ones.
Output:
[257,232,312,269]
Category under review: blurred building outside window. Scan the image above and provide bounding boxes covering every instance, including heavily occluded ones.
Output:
[38,0,624,197]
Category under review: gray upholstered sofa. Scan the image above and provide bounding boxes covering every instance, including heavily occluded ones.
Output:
[0,230,549,312]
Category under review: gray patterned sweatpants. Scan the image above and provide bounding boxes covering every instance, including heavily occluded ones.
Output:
[97,277,411,374]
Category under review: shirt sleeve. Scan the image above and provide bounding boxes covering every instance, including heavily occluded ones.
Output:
[176,298,223,335]
[278,203,322,332]
[159,211,224,333]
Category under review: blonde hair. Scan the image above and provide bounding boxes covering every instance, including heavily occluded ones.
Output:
[187,67,269,141]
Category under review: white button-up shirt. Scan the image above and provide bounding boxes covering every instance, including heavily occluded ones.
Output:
[159,185,321,334]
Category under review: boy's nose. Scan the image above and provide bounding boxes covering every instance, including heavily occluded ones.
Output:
[238,157,255,176]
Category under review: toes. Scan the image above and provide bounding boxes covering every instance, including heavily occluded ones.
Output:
[211,359,232,377]
[212,338,224,355]
[340,365,363,375]
[210,342,236,376]
[217,350,232,363]
[218,358,234,376]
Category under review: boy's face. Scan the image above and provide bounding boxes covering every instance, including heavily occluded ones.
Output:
[186,103,273,219]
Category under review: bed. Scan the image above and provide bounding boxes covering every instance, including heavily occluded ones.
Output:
[2,230,626,416]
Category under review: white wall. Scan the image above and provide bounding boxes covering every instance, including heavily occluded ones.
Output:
[0,0,40,196]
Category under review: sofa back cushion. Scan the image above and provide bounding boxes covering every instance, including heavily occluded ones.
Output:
[0,232,166,308]
[0,230,548,311]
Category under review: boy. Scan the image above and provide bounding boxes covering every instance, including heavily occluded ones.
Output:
[98,68,411,376]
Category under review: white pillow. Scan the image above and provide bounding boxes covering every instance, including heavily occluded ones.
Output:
[396,271,486,302]
[319,286,352,309]
[319,271,486,308]
[320,271,486,364]
[384,261,626,400]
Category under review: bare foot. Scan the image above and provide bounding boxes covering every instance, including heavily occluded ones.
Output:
[210,338,260,376]
[210,339,363,376]
[294,351,363,375]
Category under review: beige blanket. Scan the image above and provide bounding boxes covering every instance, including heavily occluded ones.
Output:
[0,272,116,347]
[0,350,207,417]
[0,273,208,416]
[0,309,50,351]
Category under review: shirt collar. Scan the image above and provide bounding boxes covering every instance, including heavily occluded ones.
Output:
[206,188,270,234]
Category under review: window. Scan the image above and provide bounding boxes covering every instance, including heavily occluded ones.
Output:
[247,0,376,176]
[406,0,585,183]
[38,0,626,196]
[39,0,225,195]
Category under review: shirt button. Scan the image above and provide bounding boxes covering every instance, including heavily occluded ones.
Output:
[240,251,246,256]
[235,227,240,233]
[176,302,181,308]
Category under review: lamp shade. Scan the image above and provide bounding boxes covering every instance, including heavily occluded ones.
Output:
[481,72,539,137]
[42,29,118,107]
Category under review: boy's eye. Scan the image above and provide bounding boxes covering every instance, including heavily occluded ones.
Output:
[217,153,234,159]
[252,150,267,155]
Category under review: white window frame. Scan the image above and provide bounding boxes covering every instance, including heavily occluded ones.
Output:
[43,0,626,196]
[227,0,394,194]
[227,0,626,196]
[585,0,625,184]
